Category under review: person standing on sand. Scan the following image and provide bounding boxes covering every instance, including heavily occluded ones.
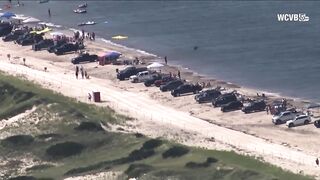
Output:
[164,56,167,65]
[81,29,85,40]
[81,68,84,79]
[48,8,51,17]
[75,66,79,79]
[177,70,181,79]
[316,158,319,166]
[92,32,95,41]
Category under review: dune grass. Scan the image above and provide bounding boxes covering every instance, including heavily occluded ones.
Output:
[0,72,313,180]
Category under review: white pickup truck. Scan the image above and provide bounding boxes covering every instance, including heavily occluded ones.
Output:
[129,71,151,83]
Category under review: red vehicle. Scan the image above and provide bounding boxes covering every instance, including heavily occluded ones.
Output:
[154,76,175,87]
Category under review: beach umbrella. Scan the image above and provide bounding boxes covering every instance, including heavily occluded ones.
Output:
[50,32,64,36]
[1,12,16,19]
[23,17,41,24]
[147,62,164,69]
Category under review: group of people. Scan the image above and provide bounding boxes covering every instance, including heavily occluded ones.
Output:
[74,30,95,41]
[75,65,89,79]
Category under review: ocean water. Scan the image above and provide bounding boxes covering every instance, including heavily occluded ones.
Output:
[1,1,320,102]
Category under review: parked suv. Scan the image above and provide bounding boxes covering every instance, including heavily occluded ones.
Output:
[272,111,298,125]
[171,84,202,97]
[195,89,221,103]
[117,66,148,81]
[54,43,84,55]
[144,74,162,87]
[242,100,266,114]
[32,39,54,51]
[212,93,237,107]
[154,76,175,87]
[160,80,184,92]
[221,101,243,112]
[286,114,311,128]
[71,53,98,64]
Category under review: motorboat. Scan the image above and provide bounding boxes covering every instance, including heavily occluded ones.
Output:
[73,9,87,14]
[78,3,87,8]
[78,21,96,26]
[39,0,49,3]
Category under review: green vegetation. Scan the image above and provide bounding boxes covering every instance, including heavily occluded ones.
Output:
[0,72,313,180]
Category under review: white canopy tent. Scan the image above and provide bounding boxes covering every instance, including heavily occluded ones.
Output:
[147,62,164,69]
[23,17,41,24]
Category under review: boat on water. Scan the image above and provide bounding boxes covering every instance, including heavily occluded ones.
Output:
[39,0,49,4]
[78,21,96,26]
[78,3,87,8]
[73,9,87,14]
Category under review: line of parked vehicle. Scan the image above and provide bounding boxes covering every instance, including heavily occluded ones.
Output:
[0,23,85,56]
[116,66,268,114]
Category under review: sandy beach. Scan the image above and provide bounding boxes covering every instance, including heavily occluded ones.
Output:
[0,31,320,179]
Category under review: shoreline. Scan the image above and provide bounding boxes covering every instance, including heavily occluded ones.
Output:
[3,11,316,105]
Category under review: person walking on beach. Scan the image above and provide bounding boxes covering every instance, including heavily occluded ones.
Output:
[81,29,85,40]
[81,69,84,79]
[92,32,95,41]
[177,70,181,79]
[316,158,319,166]
[88,93,92,101]
[80,65,84,79]
[164,56,167,65]
[75,66,79,79]
[48,8,51,17]
[22,58,26,65]
[266,105,269,115]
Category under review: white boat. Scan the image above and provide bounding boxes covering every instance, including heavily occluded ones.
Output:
[73,9,87,14]
[78,3,87,8]
[78,21,96,26]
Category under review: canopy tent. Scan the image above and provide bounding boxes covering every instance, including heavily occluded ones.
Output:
[98,51,121,65]
[12,14,29,20]
[23,17,41,24]
[0,12,16,19]
[147,62,164,69]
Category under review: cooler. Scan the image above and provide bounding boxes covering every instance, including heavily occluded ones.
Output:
[92,91,101,102]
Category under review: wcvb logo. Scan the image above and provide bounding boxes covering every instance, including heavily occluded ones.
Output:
[277,13,309,22]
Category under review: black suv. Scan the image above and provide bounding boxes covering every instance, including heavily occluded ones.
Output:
[117,66,148,80]
[221,101,243,112]
[212,93,237,107]
[171,84,202,97]
[144,73,162,87]
[71,53,98,64]
[54,43,84,55]
[2,29,26,42]
[195,89,221,103]
[32,39,54,51]
[242,100,266,113]
[47,40,67,53]
[0,23,13,37]
[160,80,184,92]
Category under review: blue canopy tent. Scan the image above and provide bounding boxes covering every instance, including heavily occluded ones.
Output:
[98,51,121,65]
[1,12,16,19]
